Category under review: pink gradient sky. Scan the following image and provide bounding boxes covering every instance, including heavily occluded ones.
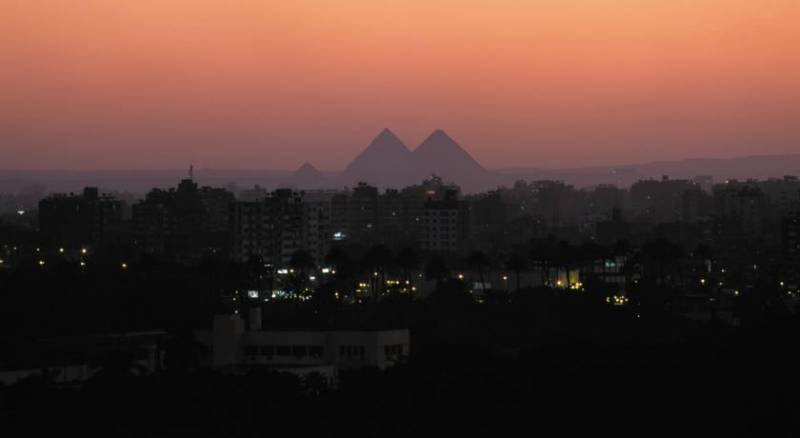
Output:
[1,0,799,170]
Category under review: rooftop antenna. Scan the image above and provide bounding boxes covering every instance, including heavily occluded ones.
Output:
[189,165,194,180]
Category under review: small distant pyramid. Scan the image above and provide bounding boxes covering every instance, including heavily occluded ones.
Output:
[340,128,414,186]
[412,129,486,178]
[291,162,326,189]
[294,162,321,178]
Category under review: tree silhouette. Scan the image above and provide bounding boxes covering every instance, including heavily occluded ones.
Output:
[425,255,450,287]
[467,250,490,292]
[505,253,527,292]
[396,247,420,295]
[289,249,315,299]
[362,245,393,301]
[325,247,355,299]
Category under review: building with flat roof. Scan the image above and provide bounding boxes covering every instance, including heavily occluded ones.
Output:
[198,310,410,385]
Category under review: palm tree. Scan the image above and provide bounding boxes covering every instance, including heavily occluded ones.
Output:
[580,241,607,281]
[505,253,527,291]
[467,250,490,292]
[531,235,558,287]
[324,247,349,272]
[529,239,548,287]
[289,249,315,299]
[324,247,353,296]
[362,245,393,301]
[397,247,420,294]
[553,241,575,288]
[245,254,268,292]
[425,254,450,287]
[640,238,684,285]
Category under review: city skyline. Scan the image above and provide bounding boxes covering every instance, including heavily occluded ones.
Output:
[4,3,800,435]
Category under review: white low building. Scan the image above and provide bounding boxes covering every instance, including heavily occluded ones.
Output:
[199,310,410,385]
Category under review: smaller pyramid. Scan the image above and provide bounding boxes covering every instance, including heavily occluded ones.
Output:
[294,162,321,178]
[291,162,326,189]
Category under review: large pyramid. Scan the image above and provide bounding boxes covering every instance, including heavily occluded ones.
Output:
[340,128,414,186]
[411,129,487,183]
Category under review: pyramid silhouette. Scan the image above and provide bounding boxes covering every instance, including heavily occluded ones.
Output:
[340,129,414,186]
[412,129,485,175]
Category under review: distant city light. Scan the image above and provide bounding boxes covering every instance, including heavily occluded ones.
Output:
[16,210,25,216]
[247,290,259,299]
[38,260,45,266]
[81,248,88,255]
[59,248,65,253]
[121,263,128,269]
[607,295,629,306]
[271,290,290,299]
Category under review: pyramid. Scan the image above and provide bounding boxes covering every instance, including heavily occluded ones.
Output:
[340,129,414,187]
[294,162,321,178]
[412,129,486,178]
[291,162,326,189]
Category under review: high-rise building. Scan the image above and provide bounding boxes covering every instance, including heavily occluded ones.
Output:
[630,176,695,223]
[419,189,467,253]
[302,191,333,267]
[132,179,234,258]
[230,189,305,267]
[39,187,123,248]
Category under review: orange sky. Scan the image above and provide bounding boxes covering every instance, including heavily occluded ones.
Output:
[1,0,799,170]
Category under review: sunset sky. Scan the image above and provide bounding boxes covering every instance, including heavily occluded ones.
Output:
[2,0,799,170]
